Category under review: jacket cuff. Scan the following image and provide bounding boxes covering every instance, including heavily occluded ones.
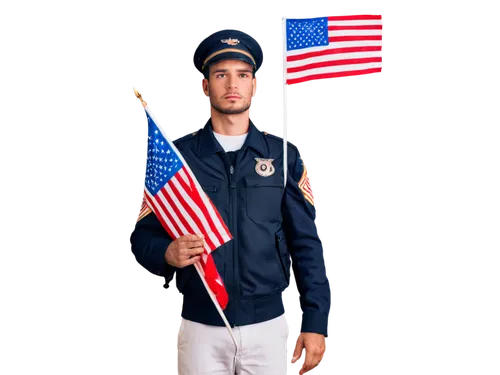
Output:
[301,310,328,337]
[145,236,176,285]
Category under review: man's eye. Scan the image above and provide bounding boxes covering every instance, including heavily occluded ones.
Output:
[216,74,226,78]
[240,74,248,78]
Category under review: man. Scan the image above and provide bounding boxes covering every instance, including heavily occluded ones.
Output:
[131,29,330,375]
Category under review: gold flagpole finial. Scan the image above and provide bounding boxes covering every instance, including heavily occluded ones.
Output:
[130,86,148,107]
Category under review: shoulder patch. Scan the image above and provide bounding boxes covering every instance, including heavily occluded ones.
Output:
[137,193,153,222]
[298,160,314,206]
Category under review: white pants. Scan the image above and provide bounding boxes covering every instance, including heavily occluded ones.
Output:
[178,314,289,375]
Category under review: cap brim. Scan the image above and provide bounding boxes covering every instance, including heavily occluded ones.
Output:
[202,52,255,72]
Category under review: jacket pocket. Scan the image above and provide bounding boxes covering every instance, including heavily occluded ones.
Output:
[275,228,291,285]
[244,176,284,222]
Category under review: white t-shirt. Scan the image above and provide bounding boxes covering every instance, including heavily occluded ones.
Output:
[212,131,248,152]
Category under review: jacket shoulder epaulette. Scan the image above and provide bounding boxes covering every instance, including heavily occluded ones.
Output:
[173,130,200,148]
[262,131,299,153]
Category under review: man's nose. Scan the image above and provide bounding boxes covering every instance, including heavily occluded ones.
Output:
[226,76,237,89]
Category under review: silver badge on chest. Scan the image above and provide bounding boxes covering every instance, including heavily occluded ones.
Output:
[255,158,275,177]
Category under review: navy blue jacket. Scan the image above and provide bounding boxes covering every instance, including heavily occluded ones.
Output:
[130,119,330,336]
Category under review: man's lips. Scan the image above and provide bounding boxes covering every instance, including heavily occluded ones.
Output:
[224,95,241,99]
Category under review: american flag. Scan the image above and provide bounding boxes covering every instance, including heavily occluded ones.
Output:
[142,108,232,309]
[285,15,382,85]
[298,161,314,206]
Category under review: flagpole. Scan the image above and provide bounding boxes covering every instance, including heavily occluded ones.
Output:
[134,88,238,350]
[194,262,238,349]
[282,17,288,187]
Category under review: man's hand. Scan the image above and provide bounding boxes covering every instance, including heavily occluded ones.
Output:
[165,234,205,268]
[291,332,326,375]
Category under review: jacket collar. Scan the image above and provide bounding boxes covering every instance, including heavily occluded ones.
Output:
[197,118,268,157]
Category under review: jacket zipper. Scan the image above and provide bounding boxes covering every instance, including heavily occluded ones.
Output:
[229,161,238,326]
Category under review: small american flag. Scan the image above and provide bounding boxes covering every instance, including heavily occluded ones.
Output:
[298,161,314,206]
[142,108,232,309]
[286,15,382,85]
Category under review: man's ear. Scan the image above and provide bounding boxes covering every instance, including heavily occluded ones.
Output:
[202,78,209,97]
[253,77,260,100]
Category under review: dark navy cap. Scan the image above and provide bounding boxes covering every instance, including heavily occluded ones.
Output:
[193,29,263,74]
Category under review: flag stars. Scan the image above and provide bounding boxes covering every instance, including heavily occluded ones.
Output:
[286,17,328,50]
[145,122,185,194]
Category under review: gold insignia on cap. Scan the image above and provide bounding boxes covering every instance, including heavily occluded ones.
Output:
[221,38,240,46]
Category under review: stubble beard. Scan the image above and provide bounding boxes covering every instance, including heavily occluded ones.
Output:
[209,97,252,115]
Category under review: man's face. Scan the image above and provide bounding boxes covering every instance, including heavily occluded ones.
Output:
[203,59,257,115]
